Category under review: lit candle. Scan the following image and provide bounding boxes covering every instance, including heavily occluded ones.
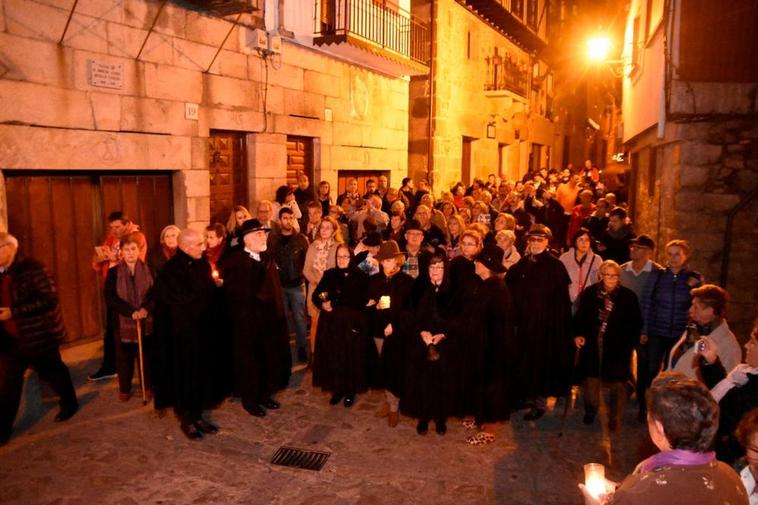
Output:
[584,463,606,499]
[379,295,391,309]
[212,269,220,280]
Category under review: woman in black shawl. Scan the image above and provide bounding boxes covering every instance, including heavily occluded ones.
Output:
[311,245,371,407]
[400,250,460,435]
[464,244,515,445]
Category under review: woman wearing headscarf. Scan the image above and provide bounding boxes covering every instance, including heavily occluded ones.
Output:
[400,250,461,435]
[311,245,371,408]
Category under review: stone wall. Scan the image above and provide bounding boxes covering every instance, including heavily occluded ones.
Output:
[630,117,758,340]
[0,0,410,230]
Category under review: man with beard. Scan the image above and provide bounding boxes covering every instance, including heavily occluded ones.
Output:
[153,228,225,440]
[221,219,292,418]
[506,224,573,420]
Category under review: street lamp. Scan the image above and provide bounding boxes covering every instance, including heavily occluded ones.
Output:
[586,36,612,62]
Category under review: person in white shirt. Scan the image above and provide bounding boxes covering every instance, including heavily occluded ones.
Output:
[736,408,758,504]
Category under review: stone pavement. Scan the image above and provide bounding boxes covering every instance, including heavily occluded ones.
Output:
[0,342,655,505]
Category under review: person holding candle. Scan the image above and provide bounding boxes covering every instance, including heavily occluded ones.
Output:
[220,219,292,418]
[368,240,414,428]
[578,372,748,505]
[311,245,371,407]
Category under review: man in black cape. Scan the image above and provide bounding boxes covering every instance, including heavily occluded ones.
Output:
[220,219,292,418]
[506,224,573,421]
[153,229,226,440]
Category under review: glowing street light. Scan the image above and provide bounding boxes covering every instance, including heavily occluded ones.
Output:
[586,36,612,62]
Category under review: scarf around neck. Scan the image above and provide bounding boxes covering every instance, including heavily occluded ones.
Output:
[638,449,715,474]
[115,261,153,342]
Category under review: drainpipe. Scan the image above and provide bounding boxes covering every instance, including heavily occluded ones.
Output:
[426,0,436,191]
[720,187,758,287]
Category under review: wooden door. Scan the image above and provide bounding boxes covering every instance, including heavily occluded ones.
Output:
[209,131,247,226]
[336,170,389,196]
[286,136,313,187]
[6,172,173,344]
[462,137,474,185]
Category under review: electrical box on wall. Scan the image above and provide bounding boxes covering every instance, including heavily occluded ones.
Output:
[268,34,282,54]
[240,27,268,53]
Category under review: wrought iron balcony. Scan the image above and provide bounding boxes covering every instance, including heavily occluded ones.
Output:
[485,50,529,97]
[314,0,430,73]
[457,0,546,54]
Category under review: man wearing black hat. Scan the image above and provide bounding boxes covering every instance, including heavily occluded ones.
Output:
[506,224,573,421]
[221,219,292,417]
[401,220,432,284]
[353,232,381,275]
[267,207,311,364]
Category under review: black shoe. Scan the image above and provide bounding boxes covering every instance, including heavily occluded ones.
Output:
[245,404,266,417]
[523,408,545,421]
[181,423,203,441]
[88,368,116,382]
[297,347,308,363]
[416,420,429,435]
[262,398,280,410]
[54,403,79,422]
[194,419,219,435]
[435,419,447,435]
[343,395,355,408]
[583,412,596,425]
[329,394,343,406]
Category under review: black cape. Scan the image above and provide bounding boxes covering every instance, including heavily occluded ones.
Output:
[367,270,415,396]
[220,249,292,406]
[311,266,373,395]
[152,250,227,412]
[506,251,573,400]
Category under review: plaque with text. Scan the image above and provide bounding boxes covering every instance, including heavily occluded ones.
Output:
[88,60,123,89]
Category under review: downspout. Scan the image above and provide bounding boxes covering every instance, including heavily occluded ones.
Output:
[720,187,758,287]
[658,0,675,139]
[426,0,436,191]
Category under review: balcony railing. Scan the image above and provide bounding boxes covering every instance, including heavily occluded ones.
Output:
[314,0,430,66]
[485,50,529,97]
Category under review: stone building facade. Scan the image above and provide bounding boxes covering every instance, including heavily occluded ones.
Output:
[409,0,555,192]
[0,0,426,343]
[622,0,758,338]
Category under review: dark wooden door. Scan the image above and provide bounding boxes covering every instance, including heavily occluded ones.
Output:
[209,131,247,226]
[6,172,173,344]
[286,136,313,187]
[336,170,389,196]
[462,137,474,185]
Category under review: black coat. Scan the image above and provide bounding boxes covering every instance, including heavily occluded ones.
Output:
[401,278,462,420]
[506,251,573,399]
[367,270,415,396]
[220,250,292,403]
[0,257,65,356]
[152,250,226,411]
[460,276,514,421]
[572,284,642,383]
[311,266,373,395]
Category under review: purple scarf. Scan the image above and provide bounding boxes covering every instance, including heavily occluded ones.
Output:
[116,261,153,343]
[638,449,716,474]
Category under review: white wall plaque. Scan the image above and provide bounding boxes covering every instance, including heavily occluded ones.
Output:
[185,103,199,120]
[87,60,123,89]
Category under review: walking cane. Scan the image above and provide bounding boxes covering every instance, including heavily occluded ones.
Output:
[136,319,148,405]
[558,346,581,438]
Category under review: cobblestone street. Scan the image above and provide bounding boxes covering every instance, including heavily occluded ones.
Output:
[0,342,654,505]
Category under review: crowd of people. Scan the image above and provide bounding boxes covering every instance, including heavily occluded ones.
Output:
[0,162,756,504]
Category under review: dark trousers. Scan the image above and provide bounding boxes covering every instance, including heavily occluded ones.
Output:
[115,340,152,395]
[583,378,627,423]
[0,347,78,439]
[101,309,116,372]
[638,335,678,413]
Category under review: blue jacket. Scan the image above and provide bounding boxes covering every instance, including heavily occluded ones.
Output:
[641,266,703,338]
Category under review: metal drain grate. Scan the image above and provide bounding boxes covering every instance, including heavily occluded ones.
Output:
[270,446,331,471]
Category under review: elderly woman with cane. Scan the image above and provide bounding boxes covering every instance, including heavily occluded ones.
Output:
[105,233,153,402]
[572,260,641,430]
